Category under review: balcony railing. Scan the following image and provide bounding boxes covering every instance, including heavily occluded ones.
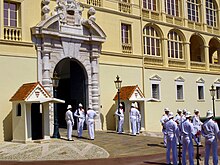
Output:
[210,64,220,72]
[144,56,163,66]
[169,59,186,68]
[142,9,160,20]
[118,1,131,14]
[87,0,101,7]
[190,61,206,70]
[4,26,22,41]
[122,43,132,54]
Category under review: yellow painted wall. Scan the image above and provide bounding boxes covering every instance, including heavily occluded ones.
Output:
[144,68,220,132]
[99,64,143,130]
[0,55,37,141]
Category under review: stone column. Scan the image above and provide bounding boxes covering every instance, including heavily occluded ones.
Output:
[185,42,191,69]
[41,50,52,93]
[91,45,101,130]
[161,0,166,21]
[162,38,168,67]
[217,48,220,64]
[201,0,207,31]
[183,0,188,27]
[204,45,210,71]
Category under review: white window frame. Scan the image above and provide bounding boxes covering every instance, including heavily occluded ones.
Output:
[187,0,200,22]
[150,75,161,101]
[175,77,184,101]
[143,26,161,56]
[214,79,220,100]
[168,31,183,59]
[197,83,205,100]
[205,0,217,27]
[165,0,180,16]
[143,0,157,11]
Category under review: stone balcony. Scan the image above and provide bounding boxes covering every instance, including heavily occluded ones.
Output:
[4,26,22,41]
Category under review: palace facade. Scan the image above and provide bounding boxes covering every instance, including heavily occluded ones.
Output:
[1,0,220,141]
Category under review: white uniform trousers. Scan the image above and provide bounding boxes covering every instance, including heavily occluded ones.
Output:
[182,136,194,165]
[130,116,137,135]
[77,118,85,137]
[137,120,141,134]
[118,117,124,133]
[88,119,95,139]
[166,135,178,165]
[205,137,218,165]
[66,120,73,140]
[162,128,167,147]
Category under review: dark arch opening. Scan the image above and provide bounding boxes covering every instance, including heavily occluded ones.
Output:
[54,58,88,129]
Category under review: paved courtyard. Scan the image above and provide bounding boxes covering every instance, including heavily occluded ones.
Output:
[0,128,217,164]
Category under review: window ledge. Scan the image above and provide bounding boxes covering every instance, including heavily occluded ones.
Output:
[146,98,161,102]
[0,39,33,47]
[197,99,205,102]
[176,99,184,102]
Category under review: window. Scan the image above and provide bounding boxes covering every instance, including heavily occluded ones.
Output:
[143,26,161,56]
[168,31,183,59]
[16,103,21,116]
[121,23,131,44]
[175,77,184,101]
[187,0,200,22]
[150,75,161,100]
[165,0,180,16]
[216,86,220,99]
[198,85,204,100]
[143,0,157,11]
[176,85,183,100]
[121,23,132,53]
[4,1,20,27]
[152,84,160,99]
[206,0,217,27]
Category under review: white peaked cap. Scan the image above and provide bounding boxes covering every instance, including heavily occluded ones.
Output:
[168,112,174,119]
[177,109,182,113]
[183,109,187,113]
[131,103,135,107]
[67,105,72,109]
[206,110,213,118]
[79,103,83,107]
[164,108,170,112]
[119,103,123,107]
[194,109,199,113]
[185,111,191,118]
[134,102,138,108]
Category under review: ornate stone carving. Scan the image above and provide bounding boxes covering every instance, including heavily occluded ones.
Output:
[88,7,96,22]
[42,0,50,20]
[54,0,83,26]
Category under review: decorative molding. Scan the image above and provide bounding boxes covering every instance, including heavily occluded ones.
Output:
[149,75,161,81]
[196,78,205,83]
[175,76,185,82]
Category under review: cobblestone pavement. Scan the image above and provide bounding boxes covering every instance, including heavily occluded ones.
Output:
[0,128,218,164]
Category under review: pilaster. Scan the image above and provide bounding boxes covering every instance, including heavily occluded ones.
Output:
[41,50,52,93]
[162,38,168,67]
[185,42,191,69]
[204,45,210,71]
[90,45,101,130]
[161,0,166,22]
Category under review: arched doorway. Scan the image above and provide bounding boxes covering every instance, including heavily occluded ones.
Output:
[54,58,88,129]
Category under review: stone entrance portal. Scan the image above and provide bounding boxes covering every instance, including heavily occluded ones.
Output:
[31,0,106,131]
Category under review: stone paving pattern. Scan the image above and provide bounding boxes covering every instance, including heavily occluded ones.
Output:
[0,128,218,164]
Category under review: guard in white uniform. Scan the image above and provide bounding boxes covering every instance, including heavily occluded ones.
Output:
[86,106,97,140]
[135,102,141,134]
[115,103,124,134]
[174,109,182,145]
[181,111,197,165]
[130,103,139,136]
[74,103,85,138]
[165,112,179,165]
[160,108,170,147]
[192,109,203,145]
[65,105,74,141]
[202,110,220,165]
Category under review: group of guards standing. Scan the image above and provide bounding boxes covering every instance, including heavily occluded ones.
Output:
[115,102,141,136]
[65,103,97,141]
[161,108,220,165]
